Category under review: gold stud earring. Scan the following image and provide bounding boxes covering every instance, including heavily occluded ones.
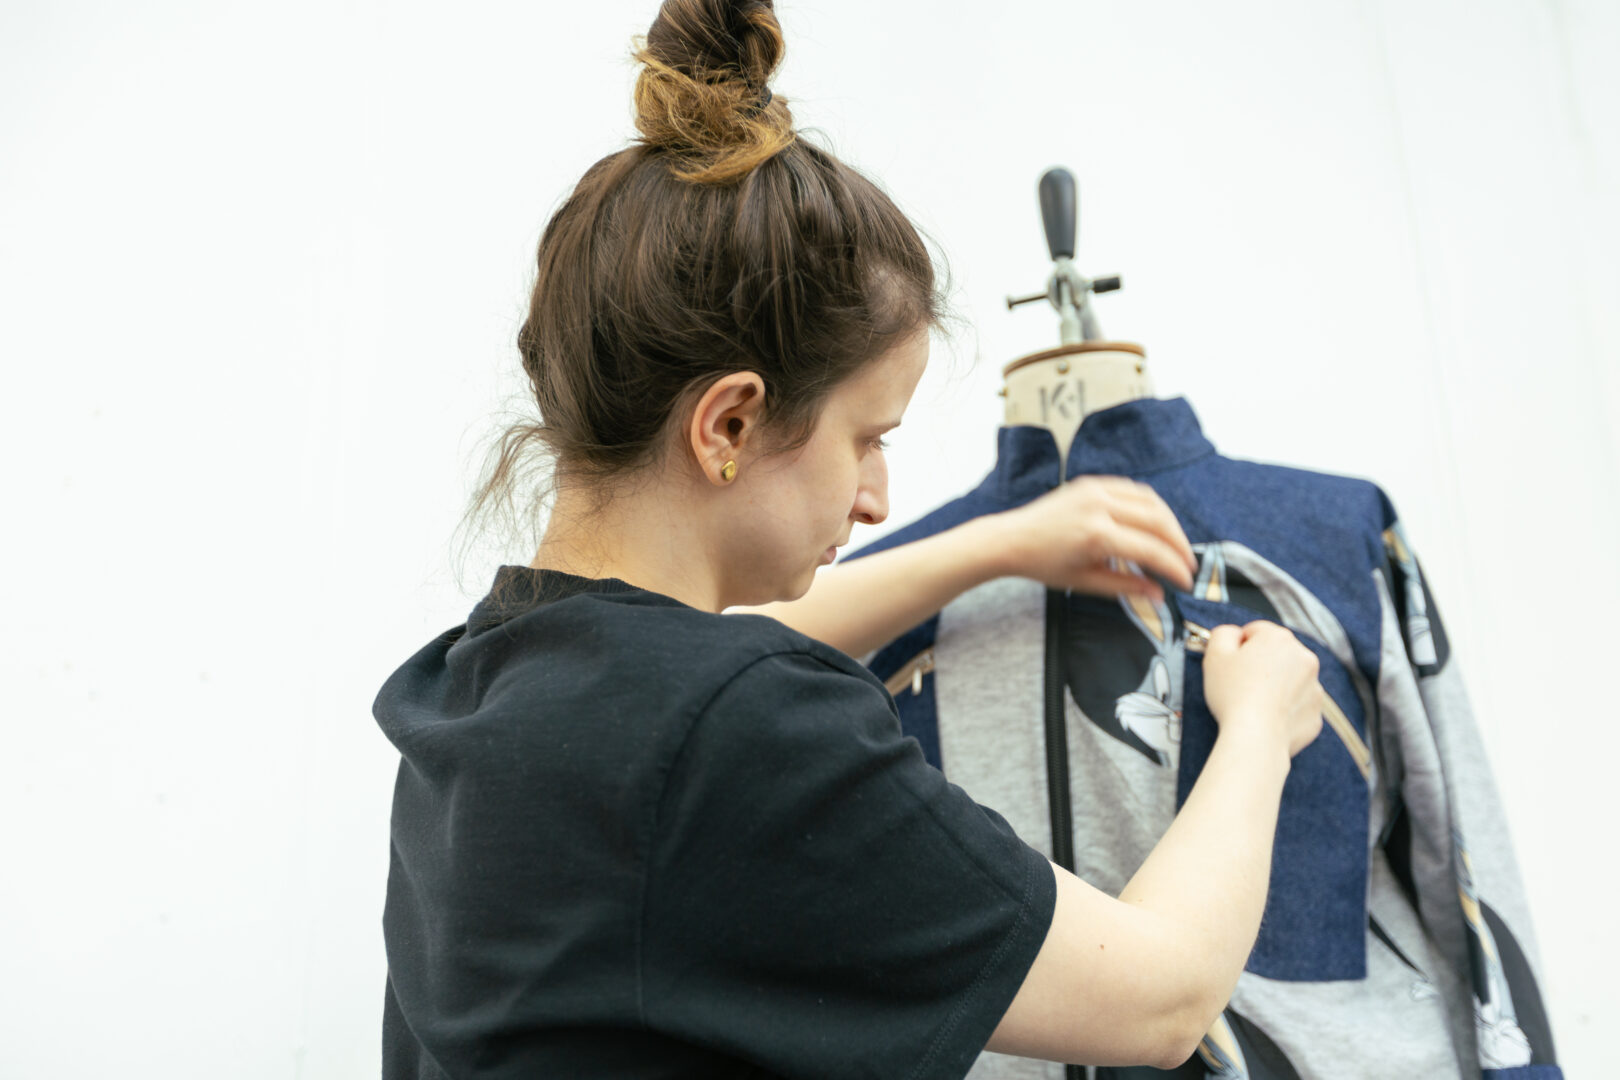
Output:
[720,460,737,483]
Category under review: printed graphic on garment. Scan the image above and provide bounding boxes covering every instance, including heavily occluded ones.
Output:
[1113,597,1180,767]
[1455,831,1558,1069]
[1383,522,1450,676]
[1384,522,1558,1072]
[1190,543,1286,617]
[1094,1010,1302,1080]
[1059,543,1296,770]
[1061,586,1183,767]
[1196,1012,1303,1080]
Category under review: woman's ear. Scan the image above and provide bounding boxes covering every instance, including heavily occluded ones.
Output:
[687,371,767,485]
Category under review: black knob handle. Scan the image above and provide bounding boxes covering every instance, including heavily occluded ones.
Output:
[1092,275,1121,293]
[1038,167,1077,261]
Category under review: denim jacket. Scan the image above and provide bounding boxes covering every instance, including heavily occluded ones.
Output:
[846,396,1561,1080]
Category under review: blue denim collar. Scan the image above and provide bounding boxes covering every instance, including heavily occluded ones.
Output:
[991,396,1216,502]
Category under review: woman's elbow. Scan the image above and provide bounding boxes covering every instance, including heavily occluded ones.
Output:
[1153,1024,1206,1072]
[1131,961,1226,1070]
[1153,983,1231,1070]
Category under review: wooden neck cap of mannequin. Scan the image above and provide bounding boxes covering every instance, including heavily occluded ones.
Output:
[999,342,1153,469]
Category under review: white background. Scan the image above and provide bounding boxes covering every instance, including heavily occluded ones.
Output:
[3,0,1614,1075]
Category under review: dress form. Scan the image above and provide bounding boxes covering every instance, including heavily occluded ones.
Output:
[1000,341,1153,468]
[1002,167,1152,471]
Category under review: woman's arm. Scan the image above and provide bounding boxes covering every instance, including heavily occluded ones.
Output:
[733,514,1014,659]
[987,622,1324,1067]
[733,476,1199,658]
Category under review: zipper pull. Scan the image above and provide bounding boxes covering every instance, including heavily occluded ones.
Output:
[883,649,937,699]
[911,650,935,695]
[1184,621,1211,653]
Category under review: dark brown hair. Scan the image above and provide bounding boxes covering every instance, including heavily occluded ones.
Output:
[463,0,948,557]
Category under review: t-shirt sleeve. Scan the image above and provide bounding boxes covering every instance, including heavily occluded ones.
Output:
[639,648,1057,1080]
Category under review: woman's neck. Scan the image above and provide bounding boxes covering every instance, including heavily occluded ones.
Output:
[530,480,723,613]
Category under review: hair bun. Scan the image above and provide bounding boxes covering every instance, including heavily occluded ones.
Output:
[632,0,794,184]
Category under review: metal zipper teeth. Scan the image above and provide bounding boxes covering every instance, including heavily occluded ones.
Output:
[883,648,935,698]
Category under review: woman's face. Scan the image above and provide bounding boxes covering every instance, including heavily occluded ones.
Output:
[732,330,930,606]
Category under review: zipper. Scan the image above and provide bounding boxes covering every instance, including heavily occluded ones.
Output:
[1045,447,1077,881]
[1044,589,1075,872]
[1044,584,1085,1080]
[896,575,1078,1080]
[883,648,936,698]
[1183,618,1371,779]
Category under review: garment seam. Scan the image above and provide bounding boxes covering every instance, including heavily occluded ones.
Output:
[1119,446,1218,478]
[1372,550,1481,1039]
[906,839,1046,1080]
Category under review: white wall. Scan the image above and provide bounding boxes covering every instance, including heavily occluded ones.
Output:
[3,0,1613,1075]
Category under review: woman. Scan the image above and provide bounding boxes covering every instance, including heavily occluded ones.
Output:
[374,1,1323,1076]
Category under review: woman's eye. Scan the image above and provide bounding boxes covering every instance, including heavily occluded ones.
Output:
[868,437,890,451]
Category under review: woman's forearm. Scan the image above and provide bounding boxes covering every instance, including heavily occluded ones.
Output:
[1118,724,1292,1029]
[738,476,1198,658]
[731,515,1016,658]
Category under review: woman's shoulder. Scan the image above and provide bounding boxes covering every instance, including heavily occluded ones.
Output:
[377,568,898,775]
[466,566,890,709]
[714,610,875,681]
[585,596,891,711]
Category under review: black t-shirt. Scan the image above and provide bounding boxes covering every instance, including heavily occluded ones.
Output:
[375,567,1056,1079]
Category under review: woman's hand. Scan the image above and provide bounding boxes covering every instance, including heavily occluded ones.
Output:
[989,476,1198,600]
[1201,621,1323,758]
[738,476,1195,658]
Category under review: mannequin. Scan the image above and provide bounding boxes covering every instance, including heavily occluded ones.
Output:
[1000,342,1152,469]
[999,166,1152,472]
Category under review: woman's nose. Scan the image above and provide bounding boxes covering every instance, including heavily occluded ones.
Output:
[852,482,888,526]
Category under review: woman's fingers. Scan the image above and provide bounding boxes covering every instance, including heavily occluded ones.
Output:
[1090,517,1197,591]
[1092,488,1196,579]
[998,474,1201,592]
[1206,623,1245,656]
[1071,477,1196,571]
[1109,482,1196,568]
